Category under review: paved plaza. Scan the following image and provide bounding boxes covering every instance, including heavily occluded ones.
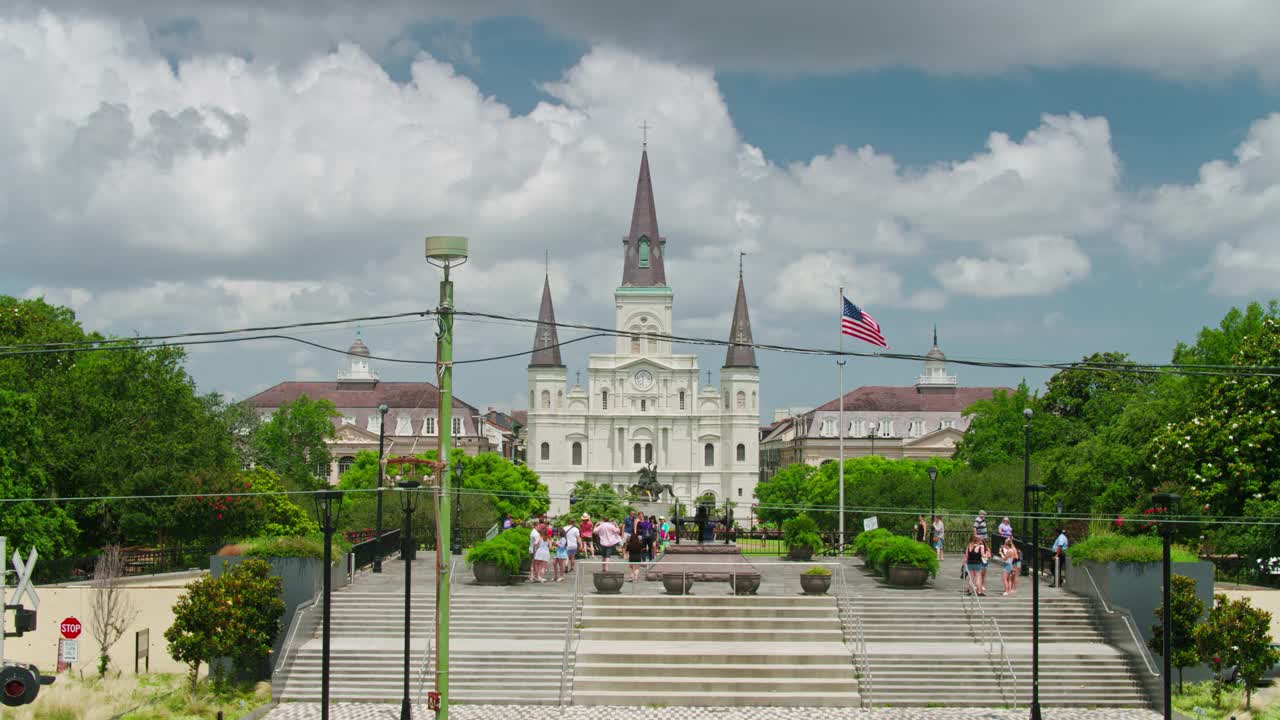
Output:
[263,703,1162,720]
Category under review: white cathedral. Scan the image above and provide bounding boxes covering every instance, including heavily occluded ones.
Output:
[527,149,762,514]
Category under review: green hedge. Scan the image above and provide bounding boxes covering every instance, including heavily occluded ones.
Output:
[240,533,353,560]
[851,528,893,556]
[1066,532,1196,563]
[864,533,939,578]
[466,527,532,575]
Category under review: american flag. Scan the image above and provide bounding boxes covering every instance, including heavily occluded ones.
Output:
[841,296,888,348]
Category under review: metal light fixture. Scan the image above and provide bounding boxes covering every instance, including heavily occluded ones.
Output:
[375,403,390,573]
[927,466,938,521]
[397,479,421,720]
[311,489,344,720]
[1152,491,1180,720]
[1028,482,1046,720]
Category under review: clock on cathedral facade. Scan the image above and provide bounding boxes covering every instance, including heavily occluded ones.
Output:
[526,149,761,513]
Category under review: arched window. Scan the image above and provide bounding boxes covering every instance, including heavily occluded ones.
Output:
[640,399,647,412]
[540,442,550,461]
[736,390,746,409]
[751,391,757,409]
[645,443,653,464]
[572,442,583,466]
[678,390,686,410]
[540,390,551,409]
[704,443,715,467]
[557,390,564,407]
[633,443,642,464]
[631,335,641,354]
[638,237,650,268]
[338,456,355,476]
[736,443,746,462]
[723,391,729,409]
[601,388,609,410]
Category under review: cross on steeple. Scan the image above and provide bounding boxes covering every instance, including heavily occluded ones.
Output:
[705,370,712,386]
[738,251,747,277]
[575,371,581,386]
[639,120,651,148]
[545,250,550,275]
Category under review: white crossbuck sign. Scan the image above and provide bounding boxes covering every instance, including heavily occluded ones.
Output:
[10,548,39,610]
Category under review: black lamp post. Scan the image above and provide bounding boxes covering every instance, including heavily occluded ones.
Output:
[927,466,938,521]
[866,423,877,457]
[398,479,421,720]
[374,403,389,573]
[451,458,464,555]
[1152,491,1180,720]
[1022,407,1033,575]
[312,489,344,720]
[1028,482,1045,720]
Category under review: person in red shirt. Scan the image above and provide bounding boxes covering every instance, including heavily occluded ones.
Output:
[579,514,594,557]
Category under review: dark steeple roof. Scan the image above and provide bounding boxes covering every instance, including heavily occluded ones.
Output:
[620,150,667,287]
[529,275,564,368]
[723,271,757,368]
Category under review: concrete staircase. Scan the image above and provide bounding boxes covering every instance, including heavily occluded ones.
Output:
[275,560,573,705]
[571,594,862,707]
[853,581,1150,708]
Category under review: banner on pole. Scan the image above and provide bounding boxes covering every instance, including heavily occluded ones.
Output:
[862,516,878,532]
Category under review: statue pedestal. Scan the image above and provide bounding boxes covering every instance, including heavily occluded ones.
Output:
[645,543,755,581]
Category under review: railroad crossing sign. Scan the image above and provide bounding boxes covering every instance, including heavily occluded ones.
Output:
[10,547,39,610]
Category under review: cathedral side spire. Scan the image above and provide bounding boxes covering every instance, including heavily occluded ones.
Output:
[723,272,757,368]
[620,149,667,287]
[529,274,564,367]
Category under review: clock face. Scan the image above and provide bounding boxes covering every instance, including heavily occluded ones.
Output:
[633,370,654,390]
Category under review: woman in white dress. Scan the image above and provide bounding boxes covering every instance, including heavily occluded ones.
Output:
[533,526,552,582]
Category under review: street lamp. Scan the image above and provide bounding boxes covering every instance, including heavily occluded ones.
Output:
[1028,482,1046,720]
[375,403,389,573]
[927,466,938,522]
[397,479,421,720]
[866,423,878,458]
[425,234,467,719]
[1022,407,1033,575]
[1153,491,1180,720]
[311,489,344,720]
[451,458,464,555]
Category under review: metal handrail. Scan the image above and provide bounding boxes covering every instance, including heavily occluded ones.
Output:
[558,561,585,710]
[1082,566,1160,677]
[415,558,457,705]
[961,580,1018,709]
[273,589,322,676]
[835,564,873,708]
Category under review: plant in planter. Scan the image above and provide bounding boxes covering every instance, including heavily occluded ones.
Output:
[466,528,529,585]
[782,514,823,561]
[871,536,938,586]
[851,528,893,557]
[800,565,833,595]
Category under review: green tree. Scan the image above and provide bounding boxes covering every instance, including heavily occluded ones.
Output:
[1150,316,1280,521]
[567,481,630,524]
[1173,300,1279,368]
[1193,593,1280,709]
[165,572,223,692]
[953,382,1068,471]
[753,463,819,526]
[245,467,318,537]
[253,395,338,492]
[0,390,78,557]
[1148,574,1204,691]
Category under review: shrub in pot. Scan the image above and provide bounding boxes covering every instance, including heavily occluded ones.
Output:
[800,565,833,595]
[466,528,530,585]
[873,536,938,586]
[851,528,893,559]
[782,514,823,561]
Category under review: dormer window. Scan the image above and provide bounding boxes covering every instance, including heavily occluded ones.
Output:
[638,236,650,268]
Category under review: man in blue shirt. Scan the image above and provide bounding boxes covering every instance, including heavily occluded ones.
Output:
[1051,529,1069,585]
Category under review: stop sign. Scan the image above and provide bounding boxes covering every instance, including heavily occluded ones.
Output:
[59,617,81,639]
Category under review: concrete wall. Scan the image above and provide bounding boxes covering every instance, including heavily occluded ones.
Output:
[1069,560,1215,683]
[4,571,202,675]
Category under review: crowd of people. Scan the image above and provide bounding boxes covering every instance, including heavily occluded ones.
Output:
[913,510,1070,597]
[508,511,676,582]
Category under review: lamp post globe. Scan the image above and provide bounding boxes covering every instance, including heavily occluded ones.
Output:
[375,403,389,573]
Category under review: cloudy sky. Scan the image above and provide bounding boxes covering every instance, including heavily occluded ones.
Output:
[4,2,1280,418]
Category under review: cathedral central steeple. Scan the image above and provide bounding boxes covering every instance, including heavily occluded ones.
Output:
[620,150,667,288]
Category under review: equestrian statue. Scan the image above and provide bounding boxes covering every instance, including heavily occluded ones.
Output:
[630,463,674,502]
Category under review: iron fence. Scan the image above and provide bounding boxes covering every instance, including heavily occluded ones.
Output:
[349,528,402,571]
[34,545,222,584]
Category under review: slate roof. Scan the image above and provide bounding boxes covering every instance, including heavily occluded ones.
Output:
[812,385,1007,413]
[529,274,564,367]
[723,273,757,368]
[245,381,478,412]
[620,150,667,287]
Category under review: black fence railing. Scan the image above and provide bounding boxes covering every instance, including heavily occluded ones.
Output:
[350,529,401,571]
[34,545,223,585]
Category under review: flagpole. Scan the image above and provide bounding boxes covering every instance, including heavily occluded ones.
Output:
[837,287,846,556]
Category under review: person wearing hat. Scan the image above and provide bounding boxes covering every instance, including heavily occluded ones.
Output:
[578,513,594,558]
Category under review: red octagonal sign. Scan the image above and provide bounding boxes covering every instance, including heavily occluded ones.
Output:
[60,617,82,639]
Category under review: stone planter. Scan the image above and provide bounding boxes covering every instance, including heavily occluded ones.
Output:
[592,570,625,594]
[729,573,761,595]
[787,545,814,562]
[471,560,510,586]
[509,556,532,584]
[800,572,832,595]
[662,574,694,595]
[888,564,930,587]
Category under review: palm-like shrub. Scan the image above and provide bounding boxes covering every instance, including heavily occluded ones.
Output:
[782,514,824,554]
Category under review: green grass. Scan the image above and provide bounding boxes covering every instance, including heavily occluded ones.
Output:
[1171,680,1279,720]
[1067,531,1196,563]
[14,672,269,720]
